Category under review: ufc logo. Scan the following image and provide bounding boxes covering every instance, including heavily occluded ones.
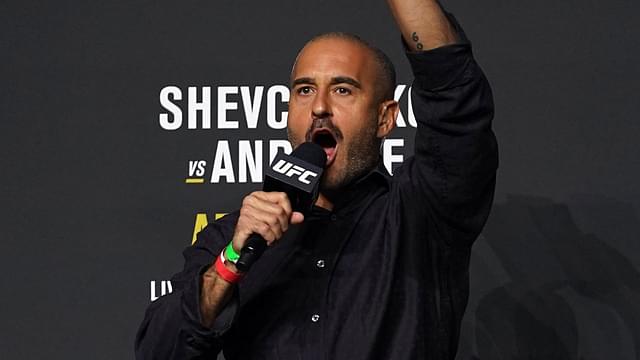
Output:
[272,159,318,184]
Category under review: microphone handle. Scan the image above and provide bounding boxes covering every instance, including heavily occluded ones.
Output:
[235,233,268,273]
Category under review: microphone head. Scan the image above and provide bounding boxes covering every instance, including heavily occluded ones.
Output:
[264,142,326,214]
[291,142,327,169]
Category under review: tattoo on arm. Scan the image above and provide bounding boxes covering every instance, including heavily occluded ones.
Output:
[411,32,424,50]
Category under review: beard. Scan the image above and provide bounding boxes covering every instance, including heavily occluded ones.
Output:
[287,117,380,193]
[321,126,379,192]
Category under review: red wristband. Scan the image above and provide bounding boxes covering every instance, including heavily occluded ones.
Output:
[214,252,244,283]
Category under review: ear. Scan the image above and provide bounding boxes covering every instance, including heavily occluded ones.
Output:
[376,99,399,138]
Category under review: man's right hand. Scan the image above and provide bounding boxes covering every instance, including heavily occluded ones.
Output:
[200,191,304,328]
[231,191,305,258]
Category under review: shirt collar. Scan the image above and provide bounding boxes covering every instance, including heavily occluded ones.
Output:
[317,159,391,214]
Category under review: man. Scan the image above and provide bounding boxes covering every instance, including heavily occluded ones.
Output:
[136,0,498,358]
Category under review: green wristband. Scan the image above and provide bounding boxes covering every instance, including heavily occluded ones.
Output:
[224,242,240,263]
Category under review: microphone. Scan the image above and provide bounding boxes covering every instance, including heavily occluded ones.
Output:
[235,142,327,272]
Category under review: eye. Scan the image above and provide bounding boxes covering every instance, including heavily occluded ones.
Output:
[335,87,351,95]
[296,86,314,95]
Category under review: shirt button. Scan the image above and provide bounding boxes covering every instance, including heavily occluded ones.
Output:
[311,314,320,322]
[316,259,325,268]
[330,214,337,221]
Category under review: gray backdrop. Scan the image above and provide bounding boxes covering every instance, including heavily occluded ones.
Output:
[2,0,639,359]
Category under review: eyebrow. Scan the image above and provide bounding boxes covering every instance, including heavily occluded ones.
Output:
[331,76,361,89]
[291,77,315,87]
[291,76,362,89]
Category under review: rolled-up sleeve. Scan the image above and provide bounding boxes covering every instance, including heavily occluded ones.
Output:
[135,214,240,359]
[396,14,499,245]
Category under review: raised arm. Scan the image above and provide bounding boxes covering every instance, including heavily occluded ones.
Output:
[386,0,458,50]
[387,0,499,245]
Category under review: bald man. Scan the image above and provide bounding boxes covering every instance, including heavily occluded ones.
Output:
[136,0,498,359]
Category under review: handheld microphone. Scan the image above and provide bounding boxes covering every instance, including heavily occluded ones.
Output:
[235,142,327,272]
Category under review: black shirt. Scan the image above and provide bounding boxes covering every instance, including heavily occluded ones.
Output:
[135,16,498,360]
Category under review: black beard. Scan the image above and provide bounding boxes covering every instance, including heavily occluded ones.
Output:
[287,116,380,194]
[320,125,379,194]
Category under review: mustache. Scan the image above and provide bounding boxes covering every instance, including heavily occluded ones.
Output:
[304,118,343,142]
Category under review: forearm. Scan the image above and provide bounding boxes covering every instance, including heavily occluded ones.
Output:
[200,264,236,328]
[135,217,242,358]
[135,266,233,359]
[386,0,458,50]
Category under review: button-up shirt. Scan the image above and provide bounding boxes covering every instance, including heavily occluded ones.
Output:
[136,14,498,360]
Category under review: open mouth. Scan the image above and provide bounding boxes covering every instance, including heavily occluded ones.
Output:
[311,128,338,166]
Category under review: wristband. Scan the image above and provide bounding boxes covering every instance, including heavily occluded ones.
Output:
[224,242,240,264]
[214,252,244,283]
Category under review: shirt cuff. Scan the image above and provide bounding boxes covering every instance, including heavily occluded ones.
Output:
[180,264,239,346]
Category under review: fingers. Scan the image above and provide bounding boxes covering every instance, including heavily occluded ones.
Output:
[233,191,299,249]
[290,211,305,225]
[251,192,292,233]
[253,192,293,217]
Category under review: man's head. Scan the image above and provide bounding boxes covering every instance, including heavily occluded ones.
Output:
[287,33,399,193]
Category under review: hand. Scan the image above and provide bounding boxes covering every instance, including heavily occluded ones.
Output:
[231,191,304,252]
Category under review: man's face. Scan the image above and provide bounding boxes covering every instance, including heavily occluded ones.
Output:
[288,38,383,191]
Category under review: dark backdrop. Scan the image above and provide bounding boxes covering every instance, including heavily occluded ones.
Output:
[2,0,639,359]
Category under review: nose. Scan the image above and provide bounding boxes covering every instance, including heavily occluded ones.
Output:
[311,89,332,119]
